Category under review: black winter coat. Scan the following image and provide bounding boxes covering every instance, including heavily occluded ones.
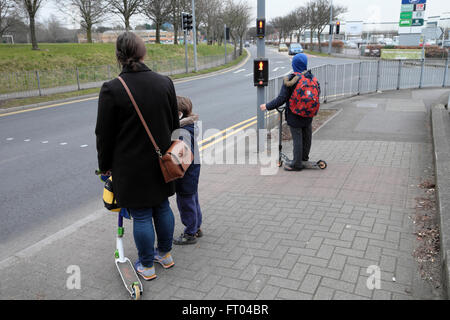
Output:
[95,63,180,209]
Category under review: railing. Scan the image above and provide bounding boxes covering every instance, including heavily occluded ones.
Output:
[0,53,236,101]
[265,58,450,130]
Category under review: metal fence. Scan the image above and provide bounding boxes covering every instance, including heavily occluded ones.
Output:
[265,58,450,130]
[0,53,236,101]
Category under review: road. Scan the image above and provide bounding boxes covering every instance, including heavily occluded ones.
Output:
[0,45,356,259]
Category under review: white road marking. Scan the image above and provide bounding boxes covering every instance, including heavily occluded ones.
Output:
[245,73,253,77]
[60,142,68,146]
[273,67,280,72]
[6,137,14,141]
[80,144,88,148]
[233,69,246,74]
[41,141,49,144]
[24,139,31,142]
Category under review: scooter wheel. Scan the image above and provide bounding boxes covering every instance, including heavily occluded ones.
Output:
[317,160,327,170]
[132,284,141,300]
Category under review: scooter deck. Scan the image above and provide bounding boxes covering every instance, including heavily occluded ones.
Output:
[115,258,143,299]
[302,160,327,169]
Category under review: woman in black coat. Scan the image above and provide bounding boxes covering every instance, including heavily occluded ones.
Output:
[95,32,180,280]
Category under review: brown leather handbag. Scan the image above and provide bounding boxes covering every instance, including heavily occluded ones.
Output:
[118,76,193,183]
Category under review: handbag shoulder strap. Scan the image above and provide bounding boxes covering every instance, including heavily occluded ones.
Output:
[117,76,162,157]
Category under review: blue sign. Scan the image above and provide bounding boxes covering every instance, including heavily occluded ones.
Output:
[401,0,426,4]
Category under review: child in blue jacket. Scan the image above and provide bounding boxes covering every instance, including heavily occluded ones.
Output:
[173,96,203,245]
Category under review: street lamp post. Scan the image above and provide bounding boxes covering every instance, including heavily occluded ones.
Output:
[192,0,198,72]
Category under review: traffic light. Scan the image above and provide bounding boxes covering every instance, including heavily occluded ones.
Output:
[182,12,193,31]
[329,24,333,35]
[256,18,265,38]
[182,13,187,30]
[186,13,193,30]
[253,59,269,87]
[336,21,340,35]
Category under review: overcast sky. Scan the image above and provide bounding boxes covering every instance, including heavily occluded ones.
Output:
[40,0,450,28]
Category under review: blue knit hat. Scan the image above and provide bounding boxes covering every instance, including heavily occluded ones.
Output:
[292,53,308,73]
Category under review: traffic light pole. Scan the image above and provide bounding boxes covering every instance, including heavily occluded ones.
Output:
[184,30,189,74]
[224,24,227,64]
[192,0,198,72]
[328,0,333,55]
[257,0,266,153]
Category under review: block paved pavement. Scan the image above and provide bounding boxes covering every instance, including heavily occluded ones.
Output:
[0,88,447,300]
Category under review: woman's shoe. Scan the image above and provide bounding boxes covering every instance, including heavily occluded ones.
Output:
[173,233,198,245]
[154,251,175,268]
[134,260,157,281]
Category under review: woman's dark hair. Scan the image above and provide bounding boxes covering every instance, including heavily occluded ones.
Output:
[116,32,147,71]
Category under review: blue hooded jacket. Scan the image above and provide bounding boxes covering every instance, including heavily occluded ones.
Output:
[266,53,320,128]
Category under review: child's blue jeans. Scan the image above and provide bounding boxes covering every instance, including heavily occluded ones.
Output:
[176,192,202,236]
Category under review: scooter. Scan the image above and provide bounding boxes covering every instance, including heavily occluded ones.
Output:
[114,214,143,300]
[96,170,143,300]
[276,106,327,170]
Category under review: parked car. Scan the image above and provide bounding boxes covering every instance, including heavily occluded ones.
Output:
[278,43,288,52]
[244,41,250,47]
[288,43,304,55]
[345,41,358,49]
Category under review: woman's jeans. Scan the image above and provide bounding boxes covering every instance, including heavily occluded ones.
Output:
[289,124,312,168]
[128,199,174,268]
[176,192,202,236]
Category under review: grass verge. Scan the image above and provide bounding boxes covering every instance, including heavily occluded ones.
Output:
[170,49,248,80]
[304,50,331,57]
[0,88,100,110]
[0,50,248,110]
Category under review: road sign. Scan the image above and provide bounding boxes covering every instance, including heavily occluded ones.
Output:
[411,19,424,26]
[422,27,443,39]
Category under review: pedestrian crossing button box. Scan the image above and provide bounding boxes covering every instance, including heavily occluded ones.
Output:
[254,59,269,87]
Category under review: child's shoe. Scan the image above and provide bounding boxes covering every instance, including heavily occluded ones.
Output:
[173,233,198,245]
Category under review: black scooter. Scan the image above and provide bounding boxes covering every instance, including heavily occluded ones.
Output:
[276,106,327,170]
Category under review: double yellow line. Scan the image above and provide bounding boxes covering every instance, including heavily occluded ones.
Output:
[198,110,278,151]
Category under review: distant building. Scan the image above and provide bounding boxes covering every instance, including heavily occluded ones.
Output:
[77,30,175,44]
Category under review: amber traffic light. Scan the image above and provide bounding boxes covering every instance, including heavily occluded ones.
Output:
[254,59,268,87]
[256,19,265,38]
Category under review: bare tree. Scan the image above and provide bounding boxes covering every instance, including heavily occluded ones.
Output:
[59,0,109,43]
[142,0,171,44]
[14,0,45,49]
[234,0,251,55]
[108,0,142,31]
[294,6,308,43]
[169,0,189,45]
[306,0,346,51]
[197,0,222,45]
[0,0,14,39]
